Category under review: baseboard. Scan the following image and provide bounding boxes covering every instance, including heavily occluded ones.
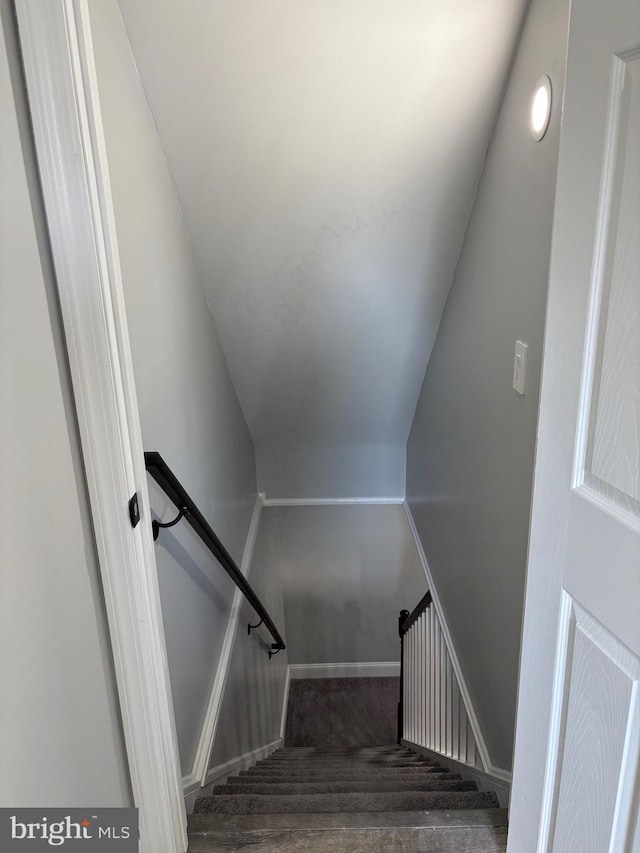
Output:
[289,661,401,679]
[185,493,264,791]
[263,497,405,506]
[403,740,512,808]
[184,737,283,814]
[279,662,291,740]
[204,737,282,788]
[181,772,201,797]
[402,500,492,772]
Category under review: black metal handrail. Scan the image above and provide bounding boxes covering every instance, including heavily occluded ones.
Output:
[144,451,286,657]
[397,589,432,743]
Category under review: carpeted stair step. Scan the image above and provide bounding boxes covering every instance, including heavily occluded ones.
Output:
[188,826,507,853]
[267,751,418,758]
[258,755,436,770]
[259,748,432,759]
[273,745,404,751]
[247,761,440,776]
[271,746,407,753]
[229,771,461,785]
[189,809,508,832]
[265,749,420,759]
[213,779,478,795]
[245,756,445,771]
[192,740,505,851]
[262,756,433,764]
[265,746,417,754]
[187,809,509,853]
[240,765,451,779]
[235,768,457,778]
[269,746,424,758]
[193,789,500,815]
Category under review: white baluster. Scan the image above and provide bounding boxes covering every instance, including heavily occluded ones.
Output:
[412,627,418,743]
[451,675,460,761]
[467,720,476,767]
[420,611,427,746]
[409,625,415,742]
[421,613,427,748]
[439,629,446,753]
[459,702,468,761]
[431,614,436,752]
[425,606,431,750]
[429,608,435,750]
[433,621,442,752]
[405,628,410,742]
[402,634,409,738]
[415,618,420,746]
[403,626,408,741]
[415,627,420,746]
[446,655,453,756]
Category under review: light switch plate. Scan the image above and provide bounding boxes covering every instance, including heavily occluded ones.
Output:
[513,340,528,395]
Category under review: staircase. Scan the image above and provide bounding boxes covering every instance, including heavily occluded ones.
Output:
[188,745,508,851]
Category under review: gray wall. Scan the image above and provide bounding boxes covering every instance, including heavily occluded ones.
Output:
[262,505,426,664]
[117,0,528,475]
[406,0,570,772]
[256,446,405,500]
[90,0,258,776]
[0,3,130,806]
[209,516,289,769]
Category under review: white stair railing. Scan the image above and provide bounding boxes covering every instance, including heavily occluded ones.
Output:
[399,592,482,769]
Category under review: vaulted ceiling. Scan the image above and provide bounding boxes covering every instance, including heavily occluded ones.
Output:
[117,0,526,452]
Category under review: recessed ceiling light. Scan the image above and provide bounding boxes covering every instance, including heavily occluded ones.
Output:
[530,75,552,141]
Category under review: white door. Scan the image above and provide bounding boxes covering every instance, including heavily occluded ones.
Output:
[508,0,640,850]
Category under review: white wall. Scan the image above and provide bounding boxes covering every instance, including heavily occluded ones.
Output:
[89,0,258,777]
[208,516,289,770]
[406,0,570,772]
[257,445,405,500]
[0,2,130,806]
[260,505,426,664]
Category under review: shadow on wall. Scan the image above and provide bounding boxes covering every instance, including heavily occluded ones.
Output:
[207,536,290,771]
[258,503,427,665]
[156,524,234,613]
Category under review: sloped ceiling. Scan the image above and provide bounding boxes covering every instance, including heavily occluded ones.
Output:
[117,0,526,452]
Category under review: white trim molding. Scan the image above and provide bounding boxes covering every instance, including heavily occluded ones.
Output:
[15,2,186,850]
[205,738,282,788]
[187,493,264,791]
[289,662,401,679]
[280,664,292,740]
[180,771,201,798]
[536,590,575,852]
[263,497,405,507]
[403,500,493,774]
[184,738,283,815]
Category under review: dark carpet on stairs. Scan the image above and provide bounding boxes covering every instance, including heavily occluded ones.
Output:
[284,676,399,747]
[188,678,507,851]
[193,747,499,815]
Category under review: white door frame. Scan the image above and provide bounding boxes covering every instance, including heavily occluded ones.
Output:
[14,1,187,851]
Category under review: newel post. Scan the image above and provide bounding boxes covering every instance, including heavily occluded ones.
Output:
[397,609,410,744]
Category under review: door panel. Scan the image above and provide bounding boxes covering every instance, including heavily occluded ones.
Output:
[577,46,640,528]
[566,501,640,657]
[549,599,640,852]
[509,0,640,849]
